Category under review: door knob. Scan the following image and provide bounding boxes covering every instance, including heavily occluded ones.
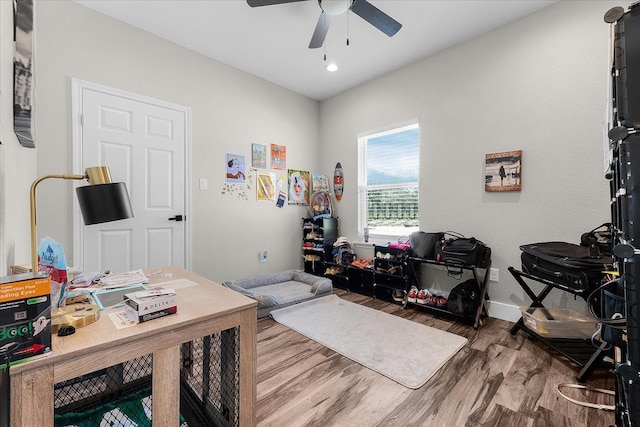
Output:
[168,215,184,222]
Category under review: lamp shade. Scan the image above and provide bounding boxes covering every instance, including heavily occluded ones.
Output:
[76,182,134,225]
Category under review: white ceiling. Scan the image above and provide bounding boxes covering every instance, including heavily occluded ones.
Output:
[74,0,557,101]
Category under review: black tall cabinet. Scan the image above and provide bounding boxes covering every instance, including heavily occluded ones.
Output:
[302,217,338,275]
[606,5,640,426]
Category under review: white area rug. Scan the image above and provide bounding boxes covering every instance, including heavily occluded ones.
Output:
[270,295,467,389]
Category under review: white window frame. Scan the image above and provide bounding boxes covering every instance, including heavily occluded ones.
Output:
[358,121,420,243]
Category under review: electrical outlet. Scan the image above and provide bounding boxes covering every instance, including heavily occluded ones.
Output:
[489,268,499,282]
[260,250,268,263]
[199,178,208,190]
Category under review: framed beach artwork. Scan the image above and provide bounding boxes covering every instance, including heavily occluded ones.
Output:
[485,150,522,192]
[13,0,35,148]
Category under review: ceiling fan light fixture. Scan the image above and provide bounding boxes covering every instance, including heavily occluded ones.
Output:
[319,0,352,16]
[326,63,338,72]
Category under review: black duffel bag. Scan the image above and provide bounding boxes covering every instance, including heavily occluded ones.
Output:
[434,232,491,268]
[409,231,444,260]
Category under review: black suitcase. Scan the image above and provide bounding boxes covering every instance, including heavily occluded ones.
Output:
[520,242,613,291]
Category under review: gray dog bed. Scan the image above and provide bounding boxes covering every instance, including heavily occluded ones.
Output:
[222,270,332,318]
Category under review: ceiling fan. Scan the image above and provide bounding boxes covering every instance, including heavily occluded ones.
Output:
[247,0,402,49]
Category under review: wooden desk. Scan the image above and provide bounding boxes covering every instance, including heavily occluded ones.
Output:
[9,266,257,426]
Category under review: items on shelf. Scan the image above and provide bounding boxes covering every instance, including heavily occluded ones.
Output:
[301,217,338,275]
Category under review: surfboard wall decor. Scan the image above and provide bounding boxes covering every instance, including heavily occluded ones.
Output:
[333,162,344,201]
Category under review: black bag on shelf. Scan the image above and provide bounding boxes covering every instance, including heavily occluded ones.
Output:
[434,232,491,268]
[520,241,613,291]
[409,231,444,259]
[580,223,613,256]
[446,279,481,317]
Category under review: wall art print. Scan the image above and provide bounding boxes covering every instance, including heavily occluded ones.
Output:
[485,150,522,192]
[271,143,286,170]
[14,0,35,148]
[226,153,246,183]
[312,173,329,191]
[252,143,267,169]
[257,172,276,201]
[288,169,310,205]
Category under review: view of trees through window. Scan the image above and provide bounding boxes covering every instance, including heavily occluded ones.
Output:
[359,123,419,237]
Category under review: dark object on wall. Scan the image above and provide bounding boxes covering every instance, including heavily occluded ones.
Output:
[434,233,491,268]
[519,242,612,291]
[408,231,443,260]
[13,0,35,148]
[446,279,481,317]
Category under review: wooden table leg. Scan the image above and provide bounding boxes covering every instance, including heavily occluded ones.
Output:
[11,365,54,427]
[152,345,180,426]
[238,308,257,427]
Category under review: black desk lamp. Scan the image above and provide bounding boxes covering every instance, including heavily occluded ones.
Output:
[30,166,133,273]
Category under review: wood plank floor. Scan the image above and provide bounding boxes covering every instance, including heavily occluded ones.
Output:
[256,290,615,427]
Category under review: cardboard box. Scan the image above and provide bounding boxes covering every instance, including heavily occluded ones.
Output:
[124,289,177,323]
[0,273,52,369]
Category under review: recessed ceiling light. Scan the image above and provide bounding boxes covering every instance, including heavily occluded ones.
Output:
[326,63,338,72]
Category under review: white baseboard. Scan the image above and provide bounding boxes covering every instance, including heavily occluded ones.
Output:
[485,300,522,323]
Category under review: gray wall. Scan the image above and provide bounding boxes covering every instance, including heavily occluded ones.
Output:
[1,0,622,321]
[320,0,618,319]
[28,0,321,283]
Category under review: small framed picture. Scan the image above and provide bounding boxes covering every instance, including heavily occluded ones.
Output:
[226,153,246,183]
[252,143,267,169]
[485,150,522,192]
[271,144,286,170]
[312,173,329,191]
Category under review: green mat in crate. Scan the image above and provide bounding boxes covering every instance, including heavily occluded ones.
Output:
[54,388,188,427]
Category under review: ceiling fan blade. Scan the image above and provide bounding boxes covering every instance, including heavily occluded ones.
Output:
[247,0,307,7]
[309,11,333,49]
[350,0,401,37]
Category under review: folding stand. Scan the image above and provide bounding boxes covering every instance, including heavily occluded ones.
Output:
[508,266,611,382]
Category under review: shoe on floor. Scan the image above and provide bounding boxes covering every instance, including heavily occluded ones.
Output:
[407,286,419,303]
[392,289,405,302]
[416,289,430,304]
[436,296,448,308]
[427,295,438,307]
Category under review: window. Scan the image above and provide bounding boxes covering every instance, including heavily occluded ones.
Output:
[358,122,420,241]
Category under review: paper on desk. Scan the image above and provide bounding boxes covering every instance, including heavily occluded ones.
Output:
[108,310,138,329]
[97,269,150,288]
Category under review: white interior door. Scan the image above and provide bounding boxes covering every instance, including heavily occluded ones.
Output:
[73,81,190,273]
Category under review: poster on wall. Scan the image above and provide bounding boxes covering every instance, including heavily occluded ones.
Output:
[226,153,246,183]
[288,169,310,205]
[13,0,35,148]
[257,172,276,201]
[271,144,286,170]
[485,150,522,192]
[312,173,329,191]
[252,143,267,169]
